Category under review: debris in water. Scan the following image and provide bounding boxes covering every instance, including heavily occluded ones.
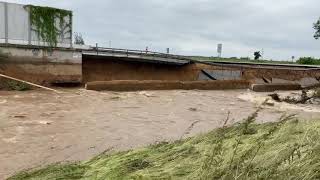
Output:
[38,121,52,125]
[268,93,281,102]
[138,91,155,97]
[269,89,319,105]
[188,108,198,112]
[12,114,27,118]
[110,96,121,100]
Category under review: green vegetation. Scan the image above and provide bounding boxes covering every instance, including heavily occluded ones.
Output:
[0,80,31,91]
[9,111,320,180]
[297,57,320,65]
[254,51,262,60]
[314,17,320,39]
[28,5,72,47]
[190,56,297,65]
[74,32,85,45]
[192,56,320,66]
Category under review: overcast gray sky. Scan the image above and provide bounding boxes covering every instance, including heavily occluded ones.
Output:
[3,0,320,60]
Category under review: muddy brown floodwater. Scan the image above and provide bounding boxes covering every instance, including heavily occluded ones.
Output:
[1,89,320,179]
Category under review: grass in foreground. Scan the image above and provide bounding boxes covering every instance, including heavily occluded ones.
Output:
[9,112,320,180]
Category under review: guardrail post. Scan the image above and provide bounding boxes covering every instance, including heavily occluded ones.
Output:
[96,43,98,55]
[70,15,73,48]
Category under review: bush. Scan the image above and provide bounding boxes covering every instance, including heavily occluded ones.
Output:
[6,81,31,91]
[297,57,320,65]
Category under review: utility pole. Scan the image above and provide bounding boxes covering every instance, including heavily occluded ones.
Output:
[217,44,222,58]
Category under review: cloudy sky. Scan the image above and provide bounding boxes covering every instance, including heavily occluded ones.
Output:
[2,0,320,60]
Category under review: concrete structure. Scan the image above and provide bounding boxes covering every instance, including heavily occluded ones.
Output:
[86,80,250,91]
[0,45,83,84]
[0,1,72,47]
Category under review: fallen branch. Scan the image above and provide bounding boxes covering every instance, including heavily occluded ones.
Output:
[0,73,60,93]
[180,120,201,139]
[223,111,231,128]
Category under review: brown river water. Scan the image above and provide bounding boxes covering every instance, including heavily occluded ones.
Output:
[0,89,319,179]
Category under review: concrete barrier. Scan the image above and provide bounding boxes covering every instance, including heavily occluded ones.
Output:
[86,80,250,91]
[251,83,302,92]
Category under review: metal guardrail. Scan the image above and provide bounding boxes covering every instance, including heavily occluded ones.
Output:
[200,61,320,70]
[86,46,192,61]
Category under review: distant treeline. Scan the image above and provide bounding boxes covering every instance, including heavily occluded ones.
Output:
[191,56,320,65]
[296,57,320,65]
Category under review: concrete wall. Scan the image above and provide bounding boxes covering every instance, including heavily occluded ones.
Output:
[0,2,72,47]
[86,80,251,91]
[0,45,82,63]
[0,46,82,84]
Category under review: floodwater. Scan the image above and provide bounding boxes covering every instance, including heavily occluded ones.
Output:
[0,89,319,179]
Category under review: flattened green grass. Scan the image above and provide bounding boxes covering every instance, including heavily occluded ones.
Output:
[9,115,320,180]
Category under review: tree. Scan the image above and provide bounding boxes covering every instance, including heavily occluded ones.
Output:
[314,18,320,39]
[74,32,85,45]
[254,51,262,60]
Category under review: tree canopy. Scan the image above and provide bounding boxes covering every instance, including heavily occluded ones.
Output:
[254,51,262,60]
[74,32,85,45]
[314,18,320,39]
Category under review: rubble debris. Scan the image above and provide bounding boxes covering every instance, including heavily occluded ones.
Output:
[268,89,320,105]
